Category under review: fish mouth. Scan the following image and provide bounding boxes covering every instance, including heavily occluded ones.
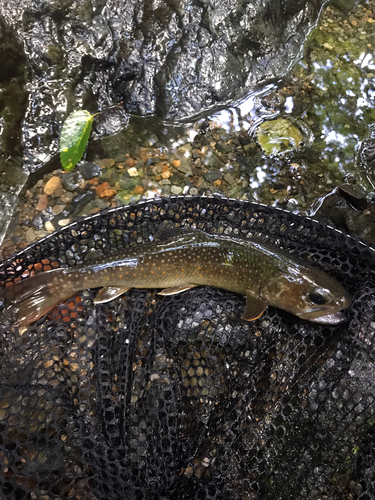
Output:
[299,311,348,325]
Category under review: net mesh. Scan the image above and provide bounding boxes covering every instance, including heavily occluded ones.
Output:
[0,195,375,500]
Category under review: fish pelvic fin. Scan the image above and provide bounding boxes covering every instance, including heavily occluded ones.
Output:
[158,284,198,296]
[1,269,75,327]
[94,286,131,304]
[242,292,268,321]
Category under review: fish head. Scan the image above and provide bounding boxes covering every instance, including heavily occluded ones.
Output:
[260,269,351,324]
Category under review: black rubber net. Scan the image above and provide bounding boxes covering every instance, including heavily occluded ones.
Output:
[0,195,375,500]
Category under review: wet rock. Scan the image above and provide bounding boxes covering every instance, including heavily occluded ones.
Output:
[25,227,35,242]
[36,194,48,211]
[32,215,43,230]
[204,170,222,183]
[71,191,96,210]
[314,185,375,245]
[61,192,74,204]
[52,204,65,216]
[45,221,54,233]
[338,184,368,211]
[61,171,84,192]
[177,161,193,176]
[224,173,235,185]
[171,185,183,195]
[44,176,62,195]
[77,161,102,180]
[118,176,139,190]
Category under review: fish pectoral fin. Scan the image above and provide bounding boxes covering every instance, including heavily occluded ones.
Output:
[158,284,198,296]
[94,286,131,304]
[242,292,268,321]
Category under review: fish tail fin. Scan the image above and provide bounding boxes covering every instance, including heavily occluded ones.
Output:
[2,269,75,326]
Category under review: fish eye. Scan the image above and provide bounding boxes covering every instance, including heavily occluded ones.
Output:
[308,291,328,305]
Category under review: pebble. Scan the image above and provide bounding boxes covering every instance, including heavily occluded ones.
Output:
[177,161,193,176]
[62,171,84,191]
[61,192,74,204]
[189,187,198,195]
[36,194,48,211]
[44,176,62,195]
[125,158,135,167]
[58,219,71,227]
[224,173,235,184]
[204,170,221,182]
[128,167,138,177]
[171,185,183,195]
[52,187,64,198]
[45,221,55,233]
[77,161,102,180]
[118,177,139,190]
[71,191,95,209]
[52,204,65,215]
[26,227,36,242]
[178,143,192,155]
[96,158,115,169]
[32,215,44,229]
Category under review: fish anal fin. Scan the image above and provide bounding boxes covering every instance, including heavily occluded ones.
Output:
[242,292,268,321]
[94,286,131,304]
[158,284,198,296]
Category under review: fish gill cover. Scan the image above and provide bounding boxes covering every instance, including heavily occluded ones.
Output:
[0,195,375,499]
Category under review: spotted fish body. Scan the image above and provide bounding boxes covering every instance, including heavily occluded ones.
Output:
[2,227,351,326]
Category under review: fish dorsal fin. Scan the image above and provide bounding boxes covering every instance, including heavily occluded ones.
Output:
[158,284,198,295]
[155,226,200,241]
[94,286,131,304]
[242,291,268,321]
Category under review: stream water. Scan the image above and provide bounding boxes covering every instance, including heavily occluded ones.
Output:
[0,0,374,255]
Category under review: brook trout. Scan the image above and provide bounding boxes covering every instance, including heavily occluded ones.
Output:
[1,227,351,326]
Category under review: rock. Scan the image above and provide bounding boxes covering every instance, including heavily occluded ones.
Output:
[25,227,36,242]
[71,191,96,210]
[45,221,54,233]
[61,192,74,204]
[52,187,64,198]
[44,176,62,195]
[177,161,193,176]
[36,194,48,211]
[96,158,115,169]
[77,161,102,180]
[62,171,84,191]
[127,167,138,177]
[204,170,222,182]
[189,187,198,195]
[118,177,139,190]
[224,173,235,184]
[171,185,183,195]
[178,144,192,155]
[32,215,44,230]
[134,185,144,194]
[58,219,71,227]
[52,204,65,215]
[125,158,135,168]
[95,182,117,198]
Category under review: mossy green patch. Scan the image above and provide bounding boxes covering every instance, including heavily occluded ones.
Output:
[256,118,303,155]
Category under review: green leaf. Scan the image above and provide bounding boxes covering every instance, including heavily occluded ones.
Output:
[59,110,95,171]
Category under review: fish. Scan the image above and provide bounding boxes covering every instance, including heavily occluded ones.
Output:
[0,227,351,327]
